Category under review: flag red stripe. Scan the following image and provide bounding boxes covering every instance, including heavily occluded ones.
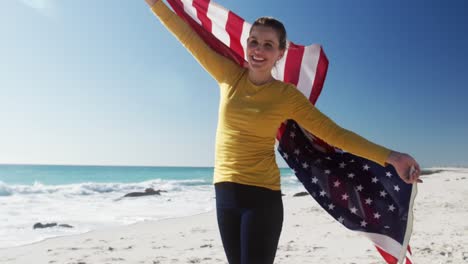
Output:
[193,0,212,32]
[376,246,399,264]
[283,43,304,86]
[309,47,328,104]
[276,123,286,140]
[225,11,245,59]
[375,246,412,264]
[167,0,245,65]
[167,0,185,17]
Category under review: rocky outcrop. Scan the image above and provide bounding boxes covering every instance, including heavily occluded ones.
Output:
[293,191,309,197]
[122,188,167,198]
[33,222,74,229]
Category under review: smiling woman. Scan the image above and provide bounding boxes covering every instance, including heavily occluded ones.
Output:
[246,21,285,85]
[144,0,421,263]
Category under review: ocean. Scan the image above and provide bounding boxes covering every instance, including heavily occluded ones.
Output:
[0,164,302,248]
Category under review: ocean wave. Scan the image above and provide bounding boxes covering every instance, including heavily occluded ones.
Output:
[0,178,210,197]
[0,181,13,196]
[0,175,300,197]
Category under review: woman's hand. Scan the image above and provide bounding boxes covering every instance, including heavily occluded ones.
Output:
[386,151,422,184]
[145,0,159,7]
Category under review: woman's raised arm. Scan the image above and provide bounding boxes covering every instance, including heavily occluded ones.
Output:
[144,0,241,84]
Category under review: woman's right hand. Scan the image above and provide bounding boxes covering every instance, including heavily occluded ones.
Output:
[386,151,422,184]
[145,0,159,7]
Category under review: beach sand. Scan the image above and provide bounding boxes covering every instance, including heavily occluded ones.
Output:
[1,169,466,263]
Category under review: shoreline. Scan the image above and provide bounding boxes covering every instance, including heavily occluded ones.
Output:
[0,209,217,251]
[1,170,467,263]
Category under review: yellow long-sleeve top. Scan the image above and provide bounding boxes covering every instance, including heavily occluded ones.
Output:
[151,1,391,191]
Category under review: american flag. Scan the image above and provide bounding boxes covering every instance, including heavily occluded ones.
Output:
[165,0,417,263]
[278,121,417,263]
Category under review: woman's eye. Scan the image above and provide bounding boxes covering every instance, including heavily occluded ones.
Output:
[264,43,273,49]
[248,40,258,47]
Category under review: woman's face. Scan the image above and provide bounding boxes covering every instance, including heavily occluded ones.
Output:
[247,26,285,74]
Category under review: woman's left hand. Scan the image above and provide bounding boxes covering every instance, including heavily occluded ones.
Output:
[386,151,423,184]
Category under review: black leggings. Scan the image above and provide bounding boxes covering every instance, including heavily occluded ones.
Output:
[215,182,283,264]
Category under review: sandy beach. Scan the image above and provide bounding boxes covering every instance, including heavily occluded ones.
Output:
[1,169,467,264]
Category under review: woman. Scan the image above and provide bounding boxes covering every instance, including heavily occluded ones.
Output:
[144,0,422,263]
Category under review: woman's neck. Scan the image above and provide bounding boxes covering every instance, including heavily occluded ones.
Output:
[248,70,274,86]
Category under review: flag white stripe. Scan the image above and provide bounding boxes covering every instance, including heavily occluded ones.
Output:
[297,44,321,98]
[273,44,288,81]
[207,2,230,47]
[181,0,202,25]
[398,183,417,264]
[358,231,407,260]
[240,22,251,62]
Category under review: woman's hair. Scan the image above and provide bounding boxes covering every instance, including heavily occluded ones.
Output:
[250,17,287,50]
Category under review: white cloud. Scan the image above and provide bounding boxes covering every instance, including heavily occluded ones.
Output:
[17,0,57,17]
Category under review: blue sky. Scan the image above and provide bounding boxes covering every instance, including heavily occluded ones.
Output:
[1,0,467,168]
